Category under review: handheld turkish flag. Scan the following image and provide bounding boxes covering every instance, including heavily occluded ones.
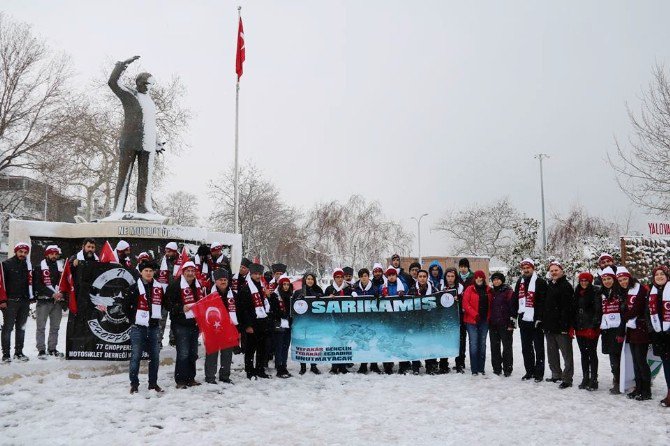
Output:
[173,247,191,278]
[99,241,119,264]
[0,263,7,303]
[236,16,245,79]
[191,293,240,354]
[58,260,76,313]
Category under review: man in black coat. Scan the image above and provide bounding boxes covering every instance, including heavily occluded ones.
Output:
[236,263,272,379]
[543,261,576,388]
[513,258,548,382]
[1,242,34,362]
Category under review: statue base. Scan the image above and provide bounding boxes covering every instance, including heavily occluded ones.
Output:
[98,212,171,224]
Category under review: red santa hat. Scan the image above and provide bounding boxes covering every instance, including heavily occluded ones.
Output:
[210,242,224,251]
[372,263,384,273]
[181,261,197,271]
[332,268,344,278]
[136,252,151,262]
[600,267,616,278]
[615,267,631,279]
[44,245,61,256]
[385,266,398,276]
[520,258,535,268]
[165,242,178,253]
[115,240,130,252]
[598,253,614,263]
[548,260,563,270]
[14,242,30,253]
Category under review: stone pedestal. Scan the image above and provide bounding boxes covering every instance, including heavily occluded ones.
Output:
[8,219,242,271]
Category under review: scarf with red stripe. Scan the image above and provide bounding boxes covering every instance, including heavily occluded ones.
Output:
[180,275,204,319]
[600,289,622,329]
[135,279,163,326]
[39,259,63,294]
[517,273,537,322]
[210,284,238,325]
[157,256,179,288]
[247,274,270,319]
[649,284,670,333]
[624,283,641,329]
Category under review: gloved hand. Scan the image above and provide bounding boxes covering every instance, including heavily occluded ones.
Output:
[508,317,516,330]
[398,291,405,297]
[615,336,625,343]
[534,320,542,329]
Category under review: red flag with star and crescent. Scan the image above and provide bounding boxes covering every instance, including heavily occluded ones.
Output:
[236,16,245,79]
[191,293,240,354]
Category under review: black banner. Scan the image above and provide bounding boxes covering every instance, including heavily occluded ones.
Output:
[66,261,137,360]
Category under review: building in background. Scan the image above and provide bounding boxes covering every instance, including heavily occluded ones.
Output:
[0,174,81,258]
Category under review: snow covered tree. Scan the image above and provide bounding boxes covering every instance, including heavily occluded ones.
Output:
[434,197,521,258]
[154,191,200,226]
[609,64,670,215]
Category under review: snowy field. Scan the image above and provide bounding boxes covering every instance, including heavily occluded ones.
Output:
[1,314,669,446]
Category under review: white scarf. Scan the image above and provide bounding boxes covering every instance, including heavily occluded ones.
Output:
[39,259,64,294]
[649,284,670,333]
[210,284,238,326]
[600,289,622,329]
[76,250,99,261]
[246,274,270,318]
[135,279,163,327]
[625,283,641,330]
[517,272,537,322]
[181,275,202,319]
[415,281,435,295]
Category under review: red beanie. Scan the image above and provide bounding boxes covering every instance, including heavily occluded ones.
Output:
[473,270,486,281]
[578,272,593,283]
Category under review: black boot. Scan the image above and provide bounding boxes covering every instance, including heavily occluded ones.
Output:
[627,379,641,399]
[609,377,620,395]
[369,363,382,374]
[578,378,589,390]
[256,368,271,379]
[357,363,368,374]
[329,365,339,375]
[587,377,599,391]
[310,364,321,375]
[299,364,307,375]
[383,363,394,375]
[635,381,652,401]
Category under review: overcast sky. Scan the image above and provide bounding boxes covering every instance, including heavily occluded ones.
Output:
[5,0,670,256]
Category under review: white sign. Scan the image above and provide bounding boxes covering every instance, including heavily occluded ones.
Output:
[647,222,670,237]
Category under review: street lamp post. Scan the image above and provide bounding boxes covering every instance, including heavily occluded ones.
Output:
[411,213,428,266]
[534,154,549,251]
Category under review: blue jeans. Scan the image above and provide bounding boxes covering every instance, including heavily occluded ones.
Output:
[274,329,291,368]
[129,324,160,386]
[173,324,199,384]
[465,322,488,374]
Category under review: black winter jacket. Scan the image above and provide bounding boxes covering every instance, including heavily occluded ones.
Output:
[543,276,575,333]
[1,256,31,300]
[573,284,601,331]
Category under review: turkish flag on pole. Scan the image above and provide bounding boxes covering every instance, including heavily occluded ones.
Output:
[173,247,191,278]
[191,293,240,354]
[236,16,245,80]
[58,260,77,314]
[99,241,118,264]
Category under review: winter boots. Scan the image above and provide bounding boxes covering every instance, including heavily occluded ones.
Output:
[369,363,382,374]
[299,364,307,375]
[13,352,29,362]
[310,364,321,374]
[357,364,368,374]
[130,384,139,394]
[38,350,48,360]
[633,380,652,401]
[276,367,292,378]
[609,377,621,395]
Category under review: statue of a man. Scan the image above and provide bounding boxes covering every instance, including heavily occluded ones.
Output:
[108,55,164,215]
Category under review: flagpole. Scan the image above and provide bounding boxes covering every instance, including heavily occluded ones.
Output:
[233,5,241,234]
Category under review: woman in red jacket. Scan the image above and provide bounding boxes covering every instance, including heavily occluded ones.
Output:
[463,270,493,376]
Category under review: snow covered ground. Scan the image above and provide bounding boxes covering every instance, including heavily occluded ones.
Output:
[1,315,668,445]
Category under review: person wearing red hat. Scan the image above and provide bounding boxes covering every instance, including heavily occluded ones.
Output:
[270,275,293,378]
[573,271,601,391]
[594,253,617,287]
[647,266,670,407]
[1,242,34,363]
[462,270,493,375]
[617,267,652,400]
[165,261,205,388]
[598,266,625,395]
[34,245,65,359]
[513,258,548,382]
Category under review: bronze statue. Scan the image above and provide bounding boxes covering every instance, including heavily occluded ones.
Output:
[108,55,164,216]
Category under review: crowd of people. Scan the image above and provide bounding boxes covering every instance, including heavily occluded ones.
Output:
[0,241,669,407]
